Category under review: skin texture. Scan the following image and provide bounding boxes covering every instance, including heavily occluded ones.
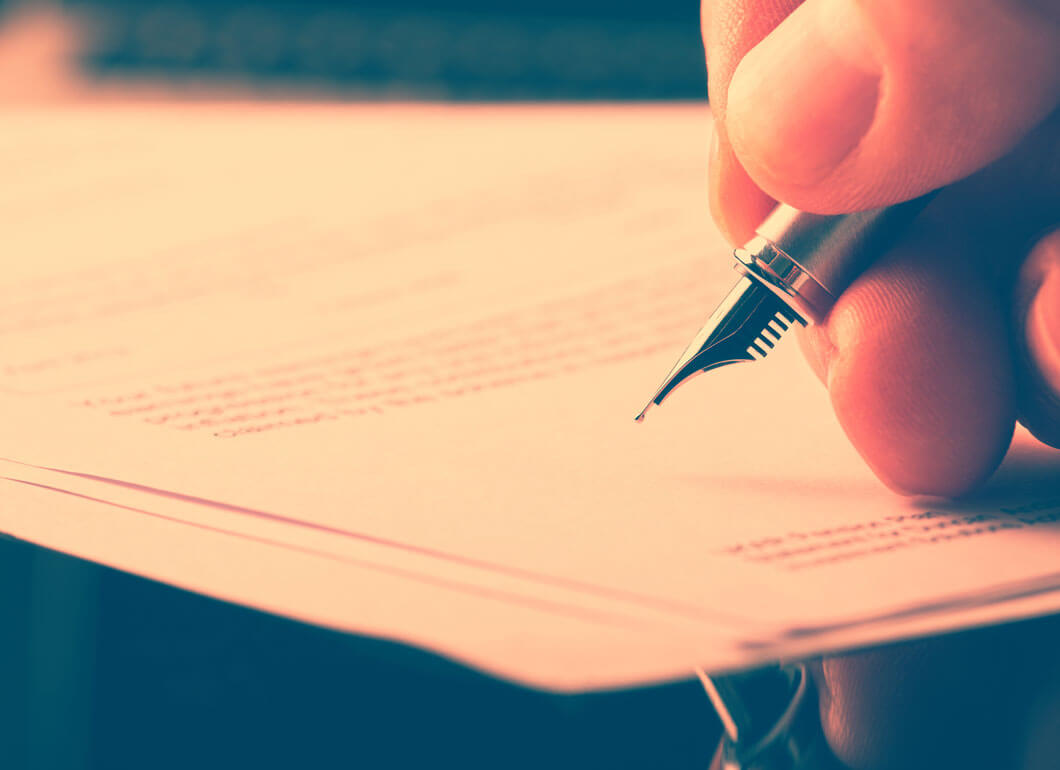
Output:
[702,0,1060,766]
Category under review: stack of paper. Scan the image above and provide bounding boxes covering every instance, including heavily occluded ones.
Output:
[2,103,1058,691]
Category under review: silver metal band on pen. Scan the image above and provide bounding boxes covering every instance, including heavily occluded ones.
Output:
[735,237,835,325]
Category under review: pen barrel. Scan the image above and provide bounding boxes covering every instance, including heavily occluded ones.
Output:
[742,195,934,322]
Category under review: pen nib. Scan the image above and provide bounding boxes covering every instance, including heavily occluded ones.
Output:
[635,276,804,421]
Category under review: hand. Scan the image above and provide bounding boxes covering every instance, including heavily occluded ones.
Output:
[703,2,1060,767]
[703,0,1060,497]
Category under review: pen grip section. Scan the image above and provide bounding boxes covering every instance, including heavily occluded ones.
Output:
[755,195,935,301]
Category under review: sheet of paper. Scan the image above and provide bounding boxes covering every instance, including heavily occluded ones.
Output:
[2,104,1059,691]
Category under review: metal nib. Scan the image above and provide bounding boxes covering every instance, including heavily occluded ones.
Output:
[635,275,804,421]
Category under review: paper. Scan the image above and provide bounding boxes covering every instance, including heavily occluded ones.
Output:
[2,103,1059,691]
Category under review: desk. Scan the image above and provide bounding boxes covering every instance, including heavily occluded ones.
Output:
[0,535,720,770]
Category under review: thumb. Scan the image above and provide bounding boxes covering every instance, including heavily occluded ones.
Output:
[724,0,1060,213]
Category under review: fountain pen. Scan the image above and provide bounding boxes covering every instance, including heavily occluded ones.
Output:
[636,196,933,421]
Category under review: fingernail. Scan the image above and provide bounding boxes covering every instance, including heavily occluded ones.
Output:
[726,0,881,186]
[1026,264,1060,396]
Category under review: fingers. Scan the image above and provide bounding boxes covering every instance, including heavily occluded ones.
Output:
[703,0,1059,491]
[724,0,1060,213]
[708,127,777,245]
[810,613,1060,769]
[792,115,1059,495]
[1014,231,1060,447]
[704,0,1060,235]
[797,200,1017,497]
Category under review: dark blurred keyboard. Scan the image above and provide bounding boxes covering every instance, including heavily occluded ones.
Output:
[62,0,706,99]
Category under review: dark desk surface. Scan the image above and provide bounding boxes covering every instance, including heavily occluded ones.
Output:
[0,534,720,770]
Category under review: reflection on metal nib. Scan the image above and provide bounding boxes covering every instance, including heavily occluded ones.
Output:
[635,276,804,421]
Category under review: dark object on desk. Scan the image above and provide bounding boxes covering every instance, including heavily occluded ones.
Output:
[0,533,719,769]
[700,664,833,770]
[61,0,707,99]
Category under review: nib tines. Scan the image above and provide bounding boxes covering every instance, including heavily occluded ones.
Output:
[635,278,804,421]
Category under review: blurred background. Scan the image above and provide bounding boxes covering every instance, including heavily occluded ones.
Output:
[0,0,707,101]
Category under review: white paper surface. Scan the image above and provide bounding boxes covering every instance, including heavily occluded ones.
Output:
[2,103,1059,691]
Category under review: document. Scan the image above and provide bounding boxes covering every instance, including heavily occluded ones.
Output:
[2,104,1059,691]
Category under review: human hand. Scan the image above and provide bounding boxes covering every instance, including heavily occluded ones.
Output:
[703,3,1060,767]
[703,0,1060,497]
